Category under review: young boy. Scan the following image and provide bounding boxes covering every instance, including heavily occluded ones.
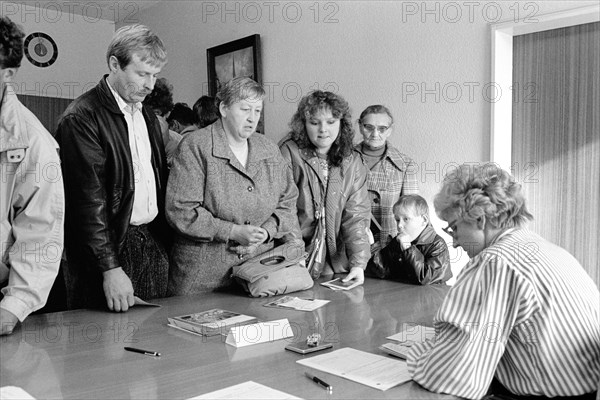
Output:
[367,195,451,285]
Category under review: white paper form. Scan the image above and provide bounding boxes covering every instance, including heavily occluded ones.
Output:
[297,347,411,391]
[225,318,293,347]
[264,296,329,311]
[189,381,302,399]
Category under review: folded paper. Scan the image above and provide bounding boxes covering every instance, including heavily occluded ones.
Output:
[225,318,293,348]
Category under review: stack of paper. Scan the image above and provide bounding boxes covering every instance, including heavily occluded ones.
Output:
[380,324,435,359]
[379,342,413,359]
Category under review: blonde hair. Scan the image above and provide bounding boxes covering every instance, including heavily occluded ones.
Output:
[394,194,430,219]
[434,163,533,229]
[106,24,166,69]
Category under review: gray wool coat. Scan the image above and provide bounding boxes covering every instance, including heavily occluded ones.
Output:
[166,120,301,295]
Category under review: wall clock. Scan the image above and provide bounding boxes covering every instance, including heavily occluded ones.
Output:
[24,32,58,68]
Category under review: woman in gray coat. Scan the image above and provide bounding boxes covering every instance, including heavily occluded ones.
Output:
[166,77,301,295]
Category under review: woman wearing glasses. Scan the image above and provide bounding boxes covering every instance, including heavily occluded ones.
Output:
[279,91,370,285]
[408,163,599,399]
[354,105,419,274]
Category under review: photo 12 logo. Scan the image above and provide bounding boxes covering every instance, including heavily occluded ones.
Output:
[400,1,540,24]
[200,1,341,24]
[401,81,538,104]
[1,1,140,23]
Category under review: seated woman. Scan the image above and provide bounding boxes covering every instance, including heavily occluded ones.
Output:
[279,91,370,285]
[407,162,599,399]
[166,77,301,295]
[353,105,419,275]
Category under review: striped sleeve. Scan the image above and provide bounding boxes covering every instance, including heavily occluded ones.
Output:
[406,254,537,400]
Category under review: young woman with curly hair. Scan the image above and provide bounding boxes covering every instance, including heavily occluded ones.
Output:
[279,91,371,285]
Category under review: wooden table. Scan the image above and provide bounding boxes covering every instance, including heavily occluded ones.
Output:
[0,278,454,399]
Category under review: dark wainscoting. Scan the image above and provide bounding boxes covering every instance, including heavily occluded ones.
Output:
[18,94,73,136]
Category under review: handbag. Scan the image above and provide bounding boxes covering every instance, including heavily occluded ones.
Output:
[231,241,314,297]
[305,206,326,279]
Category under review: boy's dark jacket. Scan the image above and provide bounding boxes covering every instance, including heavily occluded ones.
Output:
[366,224,451,285]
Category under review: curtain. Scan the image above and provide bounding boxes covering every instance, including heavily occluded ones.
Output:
[512,22,599,287]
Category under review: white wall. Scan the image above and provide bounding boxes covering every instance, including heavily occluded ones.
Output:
[130,1,593,280]
[133,0,593,194]
[1,1,115,99]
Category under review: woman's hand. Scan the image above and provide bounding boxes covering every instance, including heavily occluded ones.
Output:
[230,243,260,257]
[342,267,365,285]
[230,225,268,246]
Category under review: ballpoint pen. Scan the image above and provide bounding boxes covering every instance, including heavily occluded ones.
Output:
[124,347,161,357]
[305,372,333,393]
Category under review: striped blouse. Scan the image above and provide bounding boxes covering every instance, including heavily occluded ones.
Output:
[407,228,600,399]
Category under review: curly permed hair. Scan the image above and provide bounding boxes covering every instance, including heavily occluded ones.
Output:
[289,90,354,167]
[0,16,25,69]
[142,77,174,117]
[434,162,533,229]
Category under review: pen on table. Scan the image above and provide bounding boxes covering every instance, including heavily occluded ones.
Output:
[124,347,161,357]
[305,372,333,393]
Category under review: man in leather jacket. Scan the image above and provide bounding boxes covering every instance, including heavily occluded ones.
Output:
[56,25,171,312]
[367,194,451,285]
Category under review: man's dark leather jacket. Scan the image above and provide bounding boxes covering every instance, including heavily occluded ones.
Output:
[56,76,170,277]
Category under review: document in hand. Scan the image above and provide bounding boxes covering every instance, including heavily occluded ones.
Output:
[296,347,411,391]
[320,278,361,291]
[167,309,257,336]
[133,296,160,307]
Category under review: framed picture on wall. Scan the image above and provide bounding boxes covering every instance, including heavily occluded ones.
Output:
[207,34,262,97]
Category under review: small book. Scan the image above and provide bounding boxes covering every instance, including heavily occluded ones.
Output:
[379,342,413,359]
[168,309,257,337]
[320,277,361,291]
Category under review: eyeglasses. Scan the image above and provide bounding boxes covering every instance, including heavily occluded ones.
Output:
[442,219,458,236]
[361,123,390,135]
